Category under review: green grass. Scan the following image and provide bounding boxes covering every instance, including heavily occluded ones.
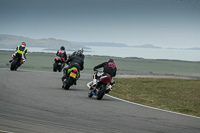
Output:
[110,78,200,117]
[85,55,200,78]
[0,51,56,71]
[1,50,200,78]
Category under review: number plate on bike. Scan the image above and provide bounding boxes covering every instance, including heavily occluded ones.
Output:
[70,72,76,78]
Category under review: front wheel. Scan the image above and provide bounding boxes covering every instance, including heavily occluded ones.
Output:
[10,59,18,71]
[58,65,62,72]
[97,84,106,100]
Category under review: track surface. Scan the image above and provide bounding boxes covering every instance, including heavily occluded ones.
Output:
[0,68,199,133]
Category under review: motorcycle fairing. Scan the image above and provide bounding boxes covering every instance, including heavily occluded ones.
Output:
[100,75,111,84]
[68,67,79,75]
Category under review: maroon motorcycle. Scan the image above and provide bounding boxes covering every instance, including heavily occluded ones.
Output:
[88,70,111,100]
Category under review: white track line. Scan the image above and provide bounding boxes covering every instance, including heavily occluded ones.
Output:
[87,82,200,119]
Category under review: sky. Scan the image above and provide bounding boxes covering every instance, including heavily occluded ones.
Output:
[0,0,200,48]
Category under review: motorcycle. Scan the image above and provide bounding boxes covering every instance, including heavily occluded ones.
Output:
[88,70,112,100]
[10,53,24,71]
[62,66,79,90]
[53,56,65,72]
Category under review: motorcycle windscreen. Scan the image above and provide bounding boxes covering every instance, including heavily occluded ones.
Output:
[100,76,111,84]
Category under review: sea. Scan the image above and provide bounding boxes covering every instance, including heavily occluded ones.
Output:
[1,46,200,62]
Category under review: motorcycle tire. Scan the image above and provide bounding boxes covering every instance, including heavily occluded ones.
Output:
[10,59,18,71]
[53,63,58,72]
[58,66,62,72]
[64,77,74,90]
[97,84,106,100]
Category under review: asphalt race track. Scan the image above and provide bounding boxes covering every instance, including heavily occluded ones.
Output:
[0,68,200,133]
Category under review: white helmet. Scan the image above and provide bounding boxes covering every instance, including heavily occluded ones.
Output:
[78,48,83,53]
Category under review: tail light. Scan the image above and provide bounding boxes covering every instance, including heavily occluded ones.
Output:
[73,69,77,73]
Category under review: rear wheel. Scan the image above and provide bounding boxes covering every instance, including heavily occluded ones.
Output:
[53,63,58,72]
[97,84,106,100]
[64,77,74,90]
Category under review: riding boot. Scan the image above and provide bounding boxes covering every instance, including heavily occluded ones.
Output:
[105,85,112,94]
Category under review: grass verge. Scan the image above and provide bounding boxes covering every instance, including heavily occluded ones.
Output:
[1,50,200,78]
[110,78,200,117]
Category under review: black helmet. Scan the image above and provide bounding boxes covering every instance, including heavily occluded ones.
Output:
[60,46,65,50]
[108,59,114,62]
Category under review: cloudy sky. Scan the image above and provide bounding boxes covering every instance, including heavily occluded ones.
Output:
[0,0,200,48]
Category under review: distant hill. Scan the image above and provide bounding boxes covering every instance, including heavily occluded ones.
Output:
[0,34,127,51]
[1,34,199,51]
[71,42,127,47]
[186,47,200,50]
[131,44,200,50]
[0,34,86,51]
[132,44,161,49]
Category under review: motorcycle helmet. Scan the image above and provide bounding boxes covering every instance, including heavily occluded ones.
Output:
[76,51,81,56]
[21,42,26,47]
[108,59,114,62]
[60,46,65,50]
[78,48,83,53]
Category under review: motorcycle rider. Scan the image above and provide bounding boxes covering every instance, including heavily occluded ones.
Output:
[61,51,84,86]
[91,59,117,93]
[63,47,85,73]
[70,48,85,60]
[56,46,68,62]
[56,46,68,70]
[9,42,27,64]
